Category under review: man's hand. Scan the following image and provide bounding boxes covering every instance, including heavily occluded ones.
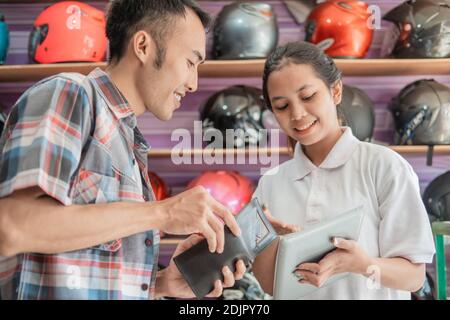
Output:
[293,237,373,287]
[156,234,247,299]
[262,204,300,235]
[157,186,241,253]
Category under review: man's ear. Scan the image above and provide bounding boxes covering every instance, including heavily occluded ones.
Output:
[331,79,343,106]
[132,30,154,65]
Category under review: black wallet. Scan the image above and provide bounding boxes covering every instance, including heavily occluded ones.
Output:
[173,197,277,299]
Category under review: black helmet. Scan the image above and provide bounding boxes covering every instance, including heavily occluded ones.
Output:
[382,0,450,58]
[339,85,375,142]
[212,2,279,60]
[200,85,269,148]
[389,79,450,145]
[412,271,436,300]
[0,111,6,136]
[423,171,450,222]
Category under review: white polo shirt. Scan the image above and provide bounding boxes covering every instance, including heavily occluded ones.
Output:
[253,127,436,300]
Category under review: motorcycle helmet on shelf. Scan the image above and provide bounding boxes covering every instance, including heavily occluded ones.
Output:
[382,0,450,58]
[200,85,270,149]
[389,79,450,165]
[423,171,450,222]
[339,85,376,142]
[28,1,107,63]
[305,0,374,58]
[0,12,9,64]
[212,2,279,60]
[389,79,450,145]
[148,171,169,201]
[186,170,254,215]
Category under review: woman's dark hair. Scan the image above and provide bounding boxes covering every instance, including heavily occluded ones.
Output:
[106,0,211,68]
[262,41,342,111]
[262,41,343,153]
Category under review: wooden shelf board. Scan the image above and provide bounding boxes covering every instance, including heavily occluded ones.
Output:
[0,59,449,82]
[148,145,450,158]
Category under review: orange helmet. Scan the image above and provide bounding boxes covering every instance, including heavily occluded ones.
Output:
[305,0,374,58]
[29,1,107,63]
[148,171,169,201]
[187,171,254,215]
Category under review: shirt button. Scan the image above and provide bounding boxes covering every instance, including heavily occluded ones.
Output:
[141,283,149,291]
[145,238,153,247]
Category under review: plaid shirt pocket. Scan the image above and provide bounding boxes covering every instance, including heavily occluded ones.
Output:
[72,169,122,252]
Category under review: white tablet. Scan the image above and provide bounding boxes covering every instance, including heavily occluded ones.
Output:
[273,206,365,300]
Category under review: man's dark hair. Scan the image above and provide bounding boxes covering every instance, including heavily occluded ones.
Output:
[106,0,211,68]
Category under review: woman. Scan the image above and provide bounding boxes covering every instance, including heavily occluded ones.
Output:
[252,41,435,299]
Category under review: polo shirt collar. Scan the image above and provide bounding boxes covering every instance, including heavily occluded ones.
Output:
[292,127,360,181]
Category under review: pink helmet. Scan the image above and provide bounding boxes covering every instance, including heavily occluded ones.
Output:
[187,171,254,215]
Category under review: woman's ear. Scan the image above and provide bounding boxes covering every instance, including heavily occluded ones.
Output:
[331,80,343,106]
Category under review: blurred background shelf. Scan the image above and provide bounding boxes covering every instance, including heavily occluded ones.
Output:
[148,145,450,158]
[1,58,449,82]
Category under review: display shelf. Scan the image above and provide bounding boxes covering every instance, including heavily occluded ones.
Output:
[1,58,449,82]
[148,145,450,158]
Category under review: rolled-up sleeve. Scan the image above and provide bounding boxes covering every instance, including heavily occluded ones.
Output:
[0,76,92,205]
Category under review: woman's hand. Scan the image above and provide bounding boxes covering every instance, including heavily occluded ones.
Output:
[293,237,373,288]
[262,204,300,235]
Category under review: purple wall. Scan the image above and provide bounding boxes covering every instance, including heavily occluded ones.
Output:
[0,0,449,197]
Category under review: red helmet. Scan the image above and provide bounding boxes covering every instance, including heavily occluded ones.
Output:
[305,0,374,58]
[187,171,254,215]
[29,1,107,63]
[148,171,169,201]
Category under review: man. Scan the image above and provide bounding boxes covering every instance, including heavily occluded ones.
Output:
[0,0,246,300]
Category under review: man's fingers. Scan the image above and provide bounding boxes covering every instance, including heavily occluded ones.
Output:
[234,260,246,280]
[174,234,204,256]
[207,196,241,237]
[201,224,217,253]
[207,214,225,254]
[205,279,223,298]
[222,266,235,288]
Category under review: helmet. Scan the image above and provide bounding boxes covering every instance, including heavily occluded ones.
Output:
[201,85,269,148]
[0,13,9,64]
[339,85,376,142]
[0,111,6,136]
[148,171,169,201]
[382,0,450,58]
[29,1,107,63]
[412,271,436,300]
[212,2,279,59]
[389,79,450,145]
[187,171,254,215]
[305,0,374,58]
[423,171,450,222]
[221,272,271,300]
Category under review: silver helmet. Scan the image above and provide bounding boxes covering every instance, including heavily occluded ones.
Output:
[339,85,376,142]
[212,2,279,60]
